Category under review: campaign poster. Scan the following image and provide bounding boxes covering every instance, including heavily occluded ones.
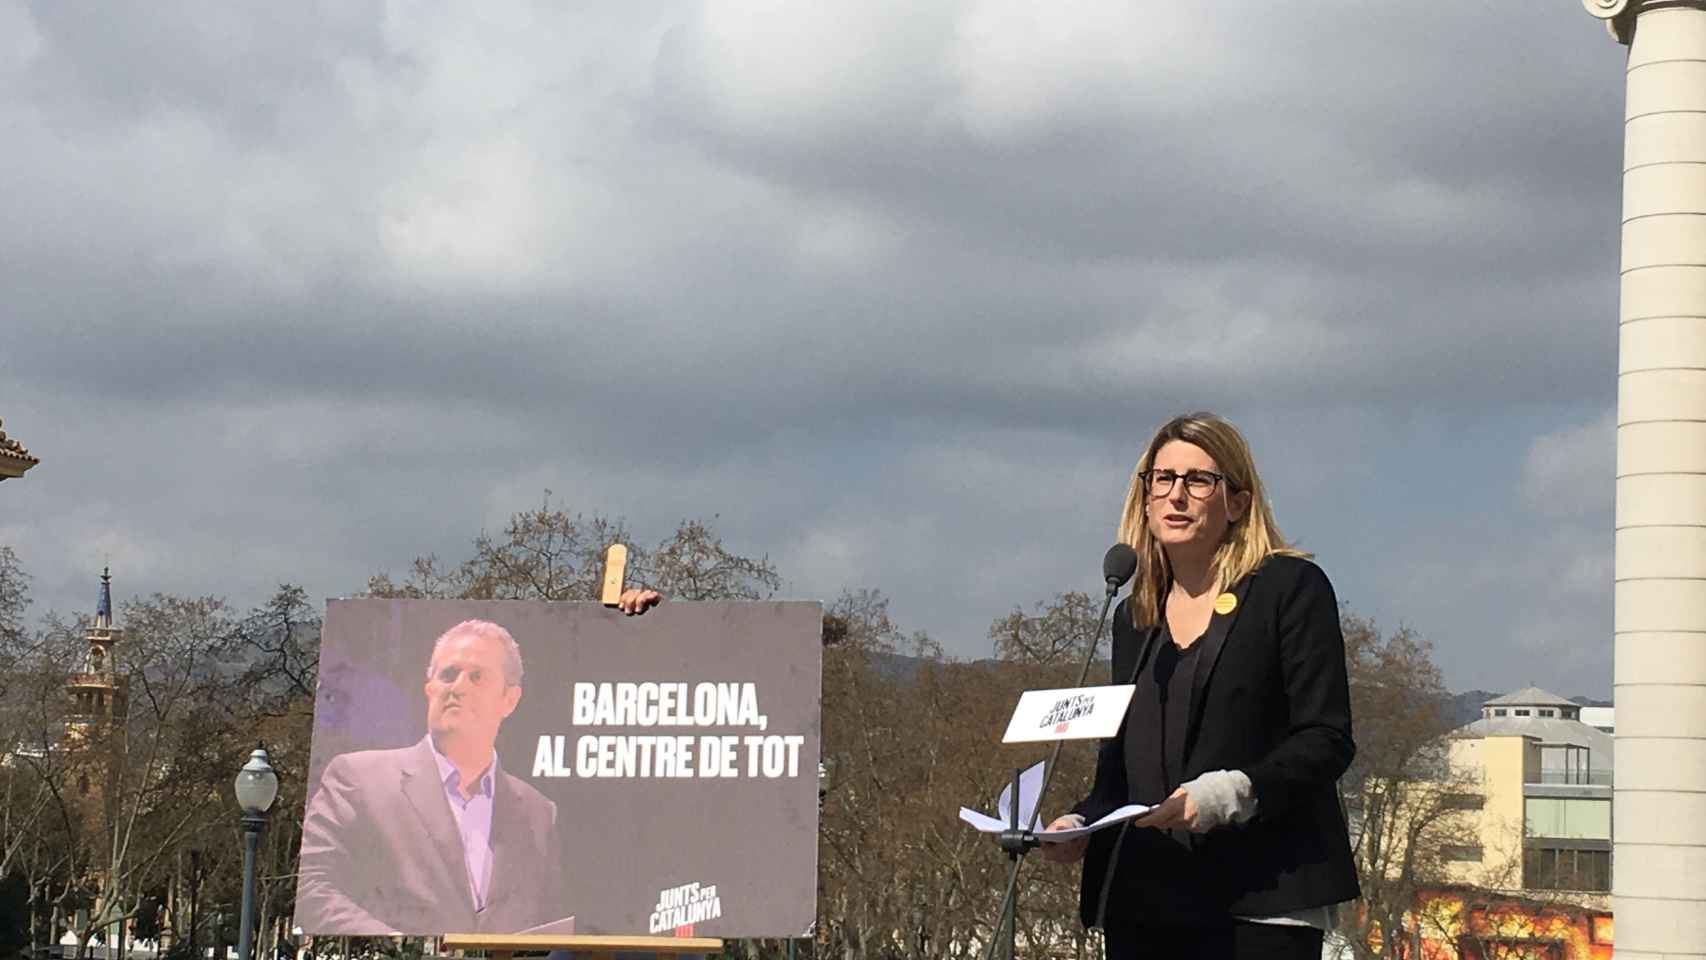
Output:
[294,599,822,937]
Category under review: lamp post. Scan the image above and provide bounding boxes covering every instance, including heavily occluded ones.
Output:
[233,745,279,960]
[188,849,202,960]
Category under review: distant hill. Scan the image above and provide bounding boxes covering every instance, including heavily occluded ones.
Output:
[868,650,935,682]
[861,654,1611,732]
[1445,690,1500,728]
[865,651,1100,681]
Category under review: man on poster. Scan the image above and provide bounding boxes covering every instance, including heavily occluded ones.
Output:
[296,590,660,934]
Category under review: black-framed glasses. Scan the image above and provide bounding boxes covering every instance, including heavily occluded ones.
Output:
[1140,469,1231,500]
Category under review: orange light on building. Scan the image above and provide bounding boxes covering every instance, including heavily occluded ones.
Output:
[1410,887,1612,960]
[1590,916,1612,945]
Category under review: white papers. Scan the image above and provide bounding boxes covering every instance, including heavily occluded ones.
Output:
[956,761,1152,843]
[1032,804,1150,841]
[958,807,1029,833]
[959,760,1045,832]
[1000,759,1045,827]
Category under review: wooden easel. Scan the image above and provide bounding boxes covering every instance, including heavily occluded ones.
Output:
[442,934,724,960]
[447,547,718,960]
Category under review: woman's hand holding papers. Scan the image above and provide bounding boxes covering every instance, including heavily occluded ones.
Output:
[1128,786,1200,832]
[1040,815,1089,863]
[1129,771,1255,833]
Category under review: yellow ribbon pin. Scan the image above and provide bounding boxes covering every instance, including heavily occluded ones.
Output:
[1214,592,1238,615]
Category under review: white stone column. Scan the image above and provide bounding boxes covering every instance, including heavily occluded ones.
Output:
[1588,1,1706,955]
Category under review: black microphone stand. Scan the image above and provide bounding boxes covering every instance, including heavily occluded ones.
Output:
[982,554,1131,960]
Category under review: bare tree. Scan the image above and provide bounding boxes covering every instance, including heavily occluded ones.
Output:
[0,546,26,646]
[811,588,1102,960]
[0,546,54,883]
[647,519,780,601]
[58,595,247,956]
[0,561,76,948]
[986,592,1100,667]
[0,566,351,959]
[366,496,638,602]
[1336,615,1488,960]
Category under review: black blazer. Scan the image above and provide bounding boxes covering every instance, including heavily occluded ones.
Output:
[1071,554,1360,927]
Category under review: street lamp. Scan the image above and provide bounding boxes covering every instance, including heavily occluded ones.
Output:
[818,757,836,812]
[188,849,203,960]
[234,744,279,960]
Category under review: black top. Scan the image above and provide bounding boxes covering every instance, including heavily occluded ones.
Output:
[1071,555,1361,928]
[1125,627,1200,847]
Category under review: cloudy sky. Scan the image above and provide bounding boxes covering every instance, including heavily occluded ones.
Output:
[1,2,1626,698]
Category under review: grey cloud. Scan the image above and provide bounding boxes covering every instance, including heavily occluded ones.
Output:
[1,1,1629,698]
[651,2,1620,273]
[1521,410,1615,517]
[16,3,389,137]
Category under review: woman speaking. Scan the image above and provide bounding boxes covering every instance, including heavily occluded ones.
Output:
[1043,413,1359,959]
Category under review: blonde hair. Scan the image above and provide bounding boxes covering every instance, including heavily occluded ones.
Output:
[1115,412,1307,627]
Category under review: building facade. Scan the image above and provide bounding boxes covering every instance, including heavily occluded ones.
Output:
[1443,689,1614,903]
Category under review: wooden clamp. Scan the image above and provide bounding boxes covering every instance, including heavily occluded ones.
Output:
[600,543,628,606]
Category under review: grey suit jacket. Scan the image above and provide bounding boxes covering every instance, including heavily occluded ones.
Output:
[295,737,568,934]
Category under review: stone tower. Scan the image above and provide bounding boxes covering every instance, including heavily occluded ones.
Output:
[64,569,129,858]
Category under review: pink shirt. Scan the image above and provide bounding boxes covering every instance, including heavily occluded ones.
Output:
[428,739,496,912]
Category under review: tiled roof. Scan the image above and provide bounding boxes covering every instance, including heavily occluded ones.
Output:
[1484,686,1578,708]
[0,419,39,467]
[1451,715,1614,771]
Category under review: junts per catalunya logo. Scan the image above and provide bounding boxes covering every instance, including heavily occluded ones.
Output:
[1038,694,1095,733]
[649,881,722,935]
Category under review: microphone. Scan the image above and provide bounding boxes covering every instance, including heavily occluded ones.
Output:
[1088,544,1141,935]
[1034,544,1137,806]
[983,543,1140,960]
[1102,543,1137,596]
